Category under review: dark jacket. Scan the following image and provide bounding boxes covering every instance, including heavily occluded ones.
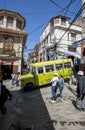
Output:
[77,76,85,97]
[0,84,12,106]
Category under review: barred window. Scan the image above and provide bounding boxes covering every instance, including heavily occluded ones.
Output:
[17,19,22,29]
[7,17,13,26]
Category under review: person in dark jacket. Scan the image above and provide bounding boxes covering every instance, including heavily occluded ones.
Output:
[0,80,12,114]
[76,71,85,110]
[77,71,85,98]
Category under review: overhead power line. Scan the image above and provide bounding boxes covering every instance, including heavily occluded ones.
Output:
[64,0,75,16]
[49,0,76,15]
[58,2,84,43]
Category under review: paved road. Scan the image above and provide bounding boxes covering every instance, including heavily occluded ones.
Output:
[0,80,85,130]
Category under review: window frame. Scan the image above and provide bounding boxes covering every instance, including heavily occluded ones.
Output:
[37,67,44,75]
[61,17,66,25]
[45,65,54,73]
[71,33,76,42]
[17,19,22,30]
[7,17,14,26]
[64,62,71,69]
[55,63,63,71]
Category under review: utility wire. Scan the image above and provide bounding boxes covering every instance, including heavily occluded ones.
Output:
[49,0,76,15]
[58,3,84,43]
[28,0,76,36]
[29,20,49,35]
[64,0,75,16]
[49,0,77,43]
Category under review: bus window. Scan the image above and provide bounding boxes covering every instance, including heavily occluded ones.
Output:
[55,63,63,70]
[64,62,71,69]
[37,67,43,74]
[45,65,54,72]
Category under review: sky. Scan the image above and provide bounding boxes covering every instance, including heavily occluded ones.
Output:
[0,0,82,58]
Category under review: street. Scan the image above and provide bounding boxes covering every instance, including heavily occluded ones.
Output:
[0,80,85,130]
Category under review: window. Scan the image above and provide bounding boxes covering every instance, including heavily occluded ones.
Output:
[71,33,76,42]
[55,64,63,70]
[37,67,43,74]
[17,19,22,29]
[0,16,4,24]
[64,62,71,69]
[54,17,59,24]
[7,17,13,26]
[2,36,13,53]
[61,17,66,25]
[45,65,54,72]
[3,42,13,53]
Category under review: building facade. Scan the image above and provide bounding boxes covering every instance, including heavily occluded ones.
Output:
[38,15,82,62]
[0,9,28,79]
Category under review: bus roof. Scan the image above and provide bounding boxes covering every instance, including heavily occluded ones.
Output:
[31,58,72,68]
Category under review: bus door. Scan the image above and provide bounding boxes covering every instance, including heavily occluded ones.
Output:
[34,66,46,86]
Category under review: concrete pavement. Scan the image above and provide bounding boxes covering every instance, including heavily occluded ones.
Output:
[0,80,85,130]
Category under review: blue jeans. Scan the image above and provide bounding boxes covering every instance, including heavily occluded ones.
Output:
[51,85,57,101]
[59,86,64,98]
[11,78,15,85]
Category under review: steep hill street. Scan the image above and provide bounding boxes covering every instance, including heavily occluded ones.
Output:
[0,80,85,130]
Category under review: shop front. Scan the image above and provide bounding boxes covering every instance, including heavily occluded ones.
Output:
[0,60,18,80]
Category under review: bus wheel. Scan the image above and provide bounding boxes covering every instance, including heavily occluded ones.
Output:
[24,83,34,91]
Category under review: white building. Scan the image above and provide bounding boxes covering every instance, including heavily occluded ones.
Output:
[39,15,82,62]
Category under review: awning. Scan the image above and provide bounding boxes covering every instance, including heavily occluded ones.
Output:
[57,49,81,58]
[72,39,85,47]
[0,61,14,65]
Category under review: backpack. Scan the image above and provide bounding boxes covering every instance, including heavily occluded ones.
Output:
[56,81,60,87]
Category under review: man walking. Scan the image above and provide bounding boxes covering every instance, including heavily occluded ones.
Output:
[50,73,59,103]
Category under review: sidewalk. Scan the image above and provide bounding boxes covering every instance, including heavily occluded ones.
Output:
[0,80,85,130]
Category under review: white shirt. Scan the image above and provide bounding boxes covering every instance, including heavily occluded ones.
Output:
[51,76,59,87]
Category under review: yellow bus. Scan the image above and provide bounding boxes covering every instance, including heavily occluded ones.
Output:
[20,58,73,91]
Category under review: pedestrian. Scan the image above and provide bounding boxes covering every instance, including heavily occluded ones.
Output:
[15,72,20,87]
[59,75,64,99]
[69,71,76,85]
[76,71,85,110]
[0,80,12,114]
[50,73,59,103]
[11,73,15,85]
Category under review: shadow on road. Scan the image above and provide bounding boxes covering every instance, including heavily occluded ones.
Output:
[0,87,55,130]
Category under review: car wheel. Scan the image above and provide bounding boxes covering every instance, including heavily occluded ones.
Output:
[24,83,34,91]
